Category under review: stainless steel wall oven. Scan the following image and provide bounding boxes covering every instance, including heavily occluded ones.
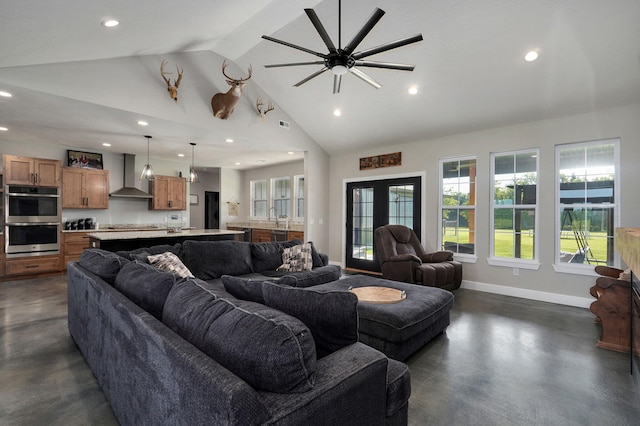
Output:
[5,185,60,257]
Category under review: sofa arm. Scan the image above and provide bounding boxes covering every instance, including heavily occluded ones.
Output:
[258,342,389,426]
[381,258,418,284]
[420,251,453,263]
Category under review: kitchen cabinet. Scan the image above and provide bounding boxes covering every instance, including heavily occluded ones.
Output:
[149,175,186,210]
[251,229,273,243]
[5,254,62,276]
[62,231,92,268]
[62,167,109,209]
[288,231,304,241]
[3,154,61,187]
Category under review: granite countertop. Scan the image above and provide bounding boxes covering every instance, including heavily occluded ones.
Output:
[88,229,243,241]
[227,221,304,232]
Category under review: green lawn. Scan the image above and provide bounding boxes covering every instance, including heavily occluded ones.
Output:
[442,228,609,263]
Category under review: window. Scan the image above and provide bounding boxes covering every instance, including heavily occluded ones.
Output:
[271,177,291,218]
[489,150,539,269]
[439,157,477,258]
[555,139,618,272]
[251,179,267,218]
[294,175,304,220]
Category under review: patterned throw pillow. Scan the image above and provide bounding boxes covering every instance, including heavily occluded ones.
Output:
[277,243,313,272]
[148,252,194,278]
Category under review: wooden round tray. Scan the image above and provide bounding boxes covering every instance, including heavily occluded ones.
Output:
[349,286,407,304]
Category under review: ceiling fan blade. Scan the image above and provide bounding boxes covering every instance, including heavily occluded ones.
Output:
[265,61,325,68]
[343,8,386,56]
[305,8,338,54]
[294,67,329,87]
[350,67,382,89]
[262,35,327,59]
[352,34,423,60]
[333,75,342,94]
[354,60,415,71]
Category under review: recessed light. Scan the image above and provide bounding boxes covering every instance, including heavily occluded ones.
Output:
[225,138,234,143]
[333,109,342,117]
[525,50,539,62]
[287,151,294,155]
[0,91,12,98]
[408,86,418,95]
[0,126,8,131]
[235,162,241,165]
[137,120,148,126]
[102,19,119,28]
[178,153,185,157]
[102,142,111,147]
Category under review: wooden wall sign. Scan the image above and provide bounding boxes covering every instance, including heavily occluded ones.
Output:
[359,152,402,170]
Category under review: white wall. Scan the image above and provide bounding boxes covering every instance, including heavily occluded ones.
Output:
[328,102,640,305]
[188,169,221,229]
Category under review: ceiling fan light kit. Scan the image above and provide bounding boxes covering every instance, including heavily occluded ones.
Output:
[262,0,423,94]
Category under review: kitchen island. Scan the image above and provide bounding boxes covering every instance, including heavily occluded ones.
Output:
[88,229,243,252]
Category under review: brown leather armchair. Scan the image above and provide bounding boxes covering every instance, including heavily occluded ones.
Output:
[374,224,462,291]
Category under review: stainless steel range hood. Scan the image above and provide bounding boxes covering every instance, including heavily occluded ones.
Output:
[109,154,153,199]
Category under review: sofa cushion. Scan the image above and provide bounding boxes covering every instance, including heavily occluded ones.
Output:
[221,275,298,304]
[182,240,253,280]
[78,248,129,285]
[148,252,194,278]
[262,282,359,358]
[277,243,313,272]
[163,278,316,393]
[115,260,181,320]
[124,243,183,263]
[261,264,342,288]
[308,241,325,267]
[250,240,302,273]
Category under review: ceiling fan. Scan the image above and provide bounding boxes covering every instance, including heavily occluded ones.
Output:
[262,0,423,94]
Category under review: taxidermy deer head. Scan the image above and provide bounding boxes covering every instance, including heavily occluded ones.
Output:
[160,59,183,102]
[211,60,252,120]
[256,97,275,120]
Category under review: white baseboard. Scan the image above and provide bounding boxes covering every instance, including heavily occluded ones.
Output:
[461,280,593,309]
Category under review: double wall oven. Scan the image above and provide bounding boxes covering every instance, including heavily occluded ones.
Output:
[5,185,60,257]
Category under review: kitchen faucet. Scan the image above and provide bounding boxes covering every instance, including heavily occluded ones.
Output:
[269,207,279,226]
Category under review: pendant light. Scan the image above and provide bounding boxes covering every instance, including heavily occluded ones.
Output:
[189,142,199,183]
[140,135,155,180]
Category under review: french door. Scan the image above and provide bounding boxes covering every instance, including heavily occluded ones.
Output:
[345,176,421,272]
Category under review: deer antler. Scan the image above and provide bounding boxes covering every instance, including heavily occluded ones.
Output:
[221,60,252,83]
[161,59,183,102]
[256,97,275,119]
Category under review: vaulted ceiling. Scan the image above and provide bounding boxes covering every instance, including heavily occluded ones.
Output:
[1,0,639,170]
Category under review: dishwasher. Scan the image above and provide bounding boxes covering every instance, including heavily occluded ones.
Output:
[272,230,288,242]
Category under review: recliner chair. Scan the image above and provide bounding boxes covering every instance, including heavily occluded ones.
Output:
[374,224,462,291]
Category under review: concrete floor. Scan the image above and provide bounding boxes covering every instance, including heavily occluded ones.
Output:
[1,274,639,425]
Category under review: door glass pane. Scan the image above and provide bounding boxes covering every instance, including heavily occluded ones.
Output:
[352,187,374,260]
[388,184,414,228]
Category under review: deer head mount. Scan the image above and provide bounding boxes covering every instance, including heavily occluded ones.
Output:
[256,97,275,120]
[160,59,183,102]
[211,60,252,120]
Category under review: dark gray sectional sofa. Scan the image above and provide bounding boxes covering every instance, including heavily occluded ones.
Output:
[67,239,411,425]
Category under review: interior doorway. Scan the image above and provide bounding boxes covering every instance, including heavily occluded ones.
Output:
[205,191,220,229]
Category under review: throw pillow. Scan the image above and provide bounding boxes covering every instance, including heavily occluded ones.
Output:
[115,260,181,320]
[262,282,359,358]
[277,243,313,272]
[163,278,316,393]
[126,243,183,263]
[250,240,301,272]
[148,252,194,278]
[221,275,298,304]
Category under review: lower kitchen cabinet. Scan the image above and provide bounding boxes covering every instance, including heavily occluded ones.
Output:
[62,231,92,268]
[5,254,62,276]
[251,229,272,243]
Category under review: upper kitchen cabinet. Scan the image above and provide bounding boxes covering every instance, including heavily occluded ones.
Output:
[62,167,109,209]
[3,154,61,187]
[149,175,186,210]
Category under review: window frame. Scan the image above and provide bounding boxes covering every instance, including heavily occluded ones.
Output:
[270,176,292,219]
[488,149,541,270]
[250,179,268,220]
[553,138,620,276]
[438,156,478,263]
[293,174,304,221]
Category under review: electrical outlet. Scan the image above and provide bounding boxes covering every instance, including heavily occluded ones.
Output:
[513,267,519,276]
